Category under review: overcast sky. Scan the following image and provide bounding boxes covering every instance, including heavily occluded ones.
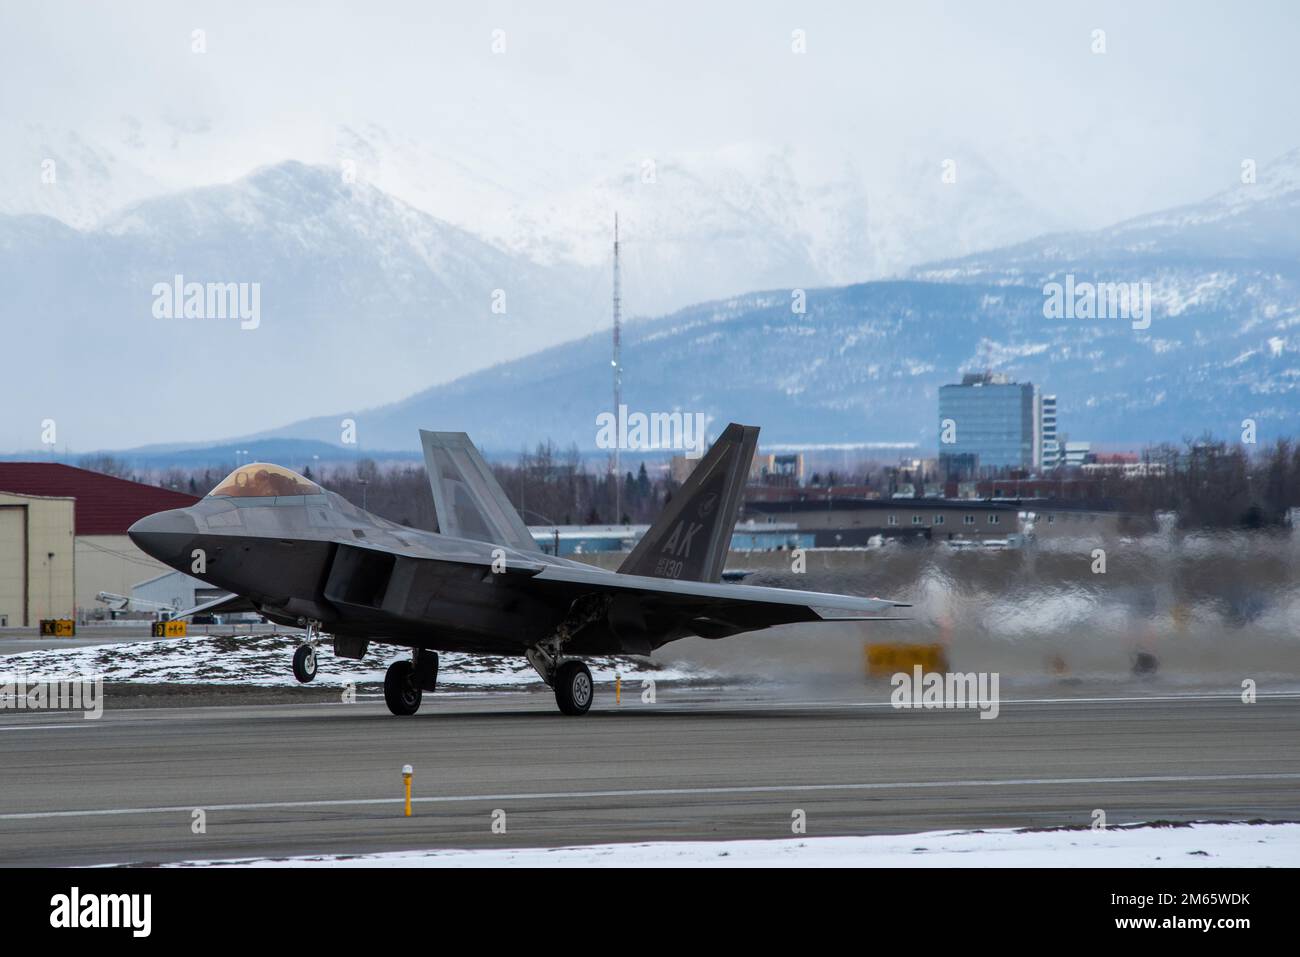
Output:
[3,0,1298,224]
[2,2,1298,453]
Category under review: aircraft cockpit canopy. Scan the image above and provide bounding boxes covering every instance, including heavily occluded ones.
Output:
[208,463,322,498]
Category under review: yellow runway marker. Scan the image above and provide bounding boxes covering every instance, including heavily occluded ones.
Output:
[402,764,413,817]
[615,674,622,706]
[864,642,950,678]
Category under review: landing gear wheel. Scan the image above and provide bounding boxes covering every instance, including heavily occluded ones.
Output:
[292,645,317,683]
[384,660,422,716]
[554,660,593,716]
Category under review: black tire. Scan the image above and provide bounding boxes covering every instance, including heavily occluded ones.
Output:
[554,660,594,716]
[292,645,317,683]
[384,660,422,716]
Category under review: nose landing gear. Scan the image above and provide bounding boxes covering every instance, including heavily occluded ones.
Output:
[292,619,325,683]
[292,644,318,683]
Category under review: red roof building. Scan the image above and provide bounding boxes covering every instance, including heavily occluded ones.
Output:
[0,463,198,535]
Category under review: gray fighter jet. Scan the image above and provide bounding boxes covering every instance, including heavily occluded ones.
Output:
[129,424,906,716]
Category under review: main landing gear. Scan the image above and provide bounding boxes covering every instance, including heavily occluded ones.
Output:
[383,650,439,716]
[525,646,595,716]
[525,594,608,716]
[292,620,324,683]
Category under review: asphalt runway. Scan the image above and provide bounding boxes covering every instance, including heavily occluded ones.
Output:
[1,688,1298,866]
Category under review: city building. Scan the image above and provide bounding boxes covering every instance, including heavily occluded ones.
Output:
[750,452,804,486]
[1040,394,1060,469]
[528,521,812,556]
[730,520,813,551]
[743,496,1125,546]
[937,452,980,480]
[1080,453,1162,477]
[529,524,646,556]
[745,483,880,503]
[938,372,1041,474]
[1062,441,1093,467]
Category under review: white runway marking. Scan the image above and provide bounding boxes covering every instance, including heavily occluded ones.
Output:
[3,771,1299,822]
[0,723,94,731]
[2,688,1289,726]
[773,692,1300,709]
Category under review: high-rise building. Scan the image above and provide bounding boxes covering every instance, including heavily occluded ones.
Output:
[1040,394,1060,470]
[938,373,1040,474]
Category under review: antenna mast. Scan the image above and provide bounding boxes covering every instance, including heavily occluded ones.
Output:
[612,212,622,525]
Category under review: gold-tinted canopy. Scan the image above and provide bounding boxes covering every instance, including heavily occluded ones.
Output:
[208,463,321,498]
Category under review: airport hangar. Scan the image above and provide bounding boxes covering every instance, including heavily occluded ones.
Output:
[0,463,197,626]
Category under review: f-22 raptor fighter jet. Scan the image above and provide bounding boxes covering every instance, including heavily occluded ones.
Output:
[129,423,906,716]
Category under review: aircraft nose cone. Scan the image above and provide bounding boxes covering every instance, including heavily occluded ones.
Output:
[128,509,198,567]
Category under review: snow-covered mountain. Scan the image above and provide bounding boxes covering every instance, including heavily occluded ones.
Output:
[325,126,1069,291]
[248,270,1297,454]
[248,150,1300,454]
[461,143,1067,315]
[0,125,165,230]
[0,126,1077,452]
[913,147,1300,279]
[3,134,1296,455]
[0,161,600,451]
[2,123,1069,318]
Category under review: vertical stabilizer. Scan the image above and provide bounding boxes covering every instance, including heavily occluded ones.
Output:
[419,430,540,553]
[617,423,758,582]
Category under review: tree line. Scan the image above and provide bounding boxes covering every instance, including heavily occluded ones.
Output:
[81,442,676,531]
[78,435,1300,532]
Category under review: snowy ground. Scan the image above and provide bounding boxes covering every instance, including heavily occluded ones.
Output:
[0,633,711,689]
[168,822,1300,868]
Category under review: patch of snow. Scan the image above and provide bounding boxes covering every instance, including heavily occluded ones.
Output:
[0,634,710,689]
[166,821,1300,868]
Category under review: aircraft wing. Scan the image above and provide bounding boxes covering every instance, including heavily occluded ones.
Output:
[527,563,909,638]
[324,536,906,637]
[172,592,258,620]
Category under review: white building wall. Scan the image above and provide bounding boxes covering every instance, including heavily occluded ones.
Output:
[75,535,172,617]
[131,570,211,611]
